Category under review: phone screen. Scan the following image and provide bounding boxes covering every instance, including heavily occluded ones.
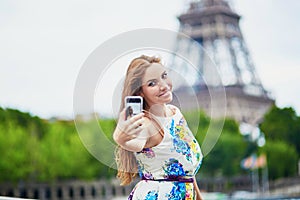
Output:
[125,96,143,119]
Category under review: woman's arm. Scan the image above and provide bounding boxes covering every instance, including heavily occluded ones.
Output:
[193,177,203,200]
[120,127,148,152]
[113,109,148,152]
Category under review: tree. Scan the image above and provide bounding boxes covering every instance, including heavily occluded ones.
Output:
[0,122,39,182]
[37,121,104,181]
[260,105,300,156]
[0,107,115,183]
[184,110,247,177]
[261,140,298,179]
[199,130,247,177]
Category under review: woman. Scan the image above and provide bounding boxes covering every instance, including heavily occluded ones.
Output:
[113,55,204,200]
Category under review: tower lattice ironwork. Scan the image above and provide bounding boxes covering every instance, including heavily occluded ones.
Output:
[171,0,274,124]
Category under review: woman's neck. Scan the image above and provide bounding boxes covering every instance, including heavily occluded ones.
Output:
[148,104,168,117]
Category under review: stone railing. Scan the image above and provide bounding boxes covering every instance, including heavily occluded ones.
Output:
[2,176,299,199]
[0,179,135,200]
[0,176,251,199]
[199,175,252,193]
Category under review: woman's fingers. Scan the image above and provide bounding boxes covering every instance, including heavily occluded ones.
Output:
[123,122,144,141]
[130,126,146,139]
[118,125,143,142]
[121,113,144,131]
[127,118,144,131]
[115,110,146,144]
[119,109,127,121]
[127,112,144,123]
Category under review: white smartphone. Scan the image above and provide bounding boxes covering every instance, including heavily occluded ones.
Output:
[125,96,143,119]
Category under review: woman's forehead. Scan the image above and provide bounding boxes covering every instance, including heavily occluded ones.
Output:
[144,63,165,76]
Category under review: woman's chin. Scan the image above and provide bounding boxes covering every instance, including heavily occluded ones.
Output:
[162,92,173,103]
[167,94,173,103]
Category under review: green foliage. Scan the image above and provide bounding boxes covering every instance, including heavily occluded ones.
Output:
[199,130,247,177]
[0,108,48,138]
[184,110,247,177]
[183,109,209,144]
[258,105,300,179]
[99,119,117,140]
[222,118,239,134]
[260,105,300,155]
[0,107,116,183]
[241,104,300,181]
[0,122,39,182]
[1,104,299,183]
[261,140,298,179]
[37,122,98,181]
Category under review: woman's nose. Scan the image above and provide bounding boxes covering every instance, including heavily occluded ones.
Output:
[159,80,169,90]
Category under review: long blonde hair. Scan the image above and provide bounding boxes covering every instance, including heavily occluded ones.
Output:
[115,55,162,185]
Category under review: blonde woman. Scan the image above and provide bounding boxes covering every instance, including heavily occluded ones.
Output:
[113,55,203,200]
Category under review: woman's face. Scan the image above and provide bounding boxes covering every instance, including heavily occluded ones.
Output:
[141,63,173,108]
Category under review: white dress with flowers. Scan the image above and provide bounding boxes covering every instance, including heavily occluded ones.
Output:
[128,105,203,200]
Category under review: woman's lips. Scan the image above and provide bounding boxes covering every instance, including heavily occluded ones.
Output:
[158,91,171,97]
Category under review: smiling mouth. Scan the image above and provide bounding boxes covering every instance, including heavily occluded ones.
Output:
[158,91,170,97]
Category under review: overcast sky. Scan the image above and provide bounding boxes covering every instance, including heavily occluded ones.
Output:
[1,0,299,119]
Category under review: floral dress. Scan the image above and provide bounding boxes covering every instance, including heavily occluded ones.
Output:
[128,105,203,200]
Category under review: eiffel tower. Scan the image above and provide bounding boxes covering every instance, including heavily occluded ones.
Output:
[171,0,274,125]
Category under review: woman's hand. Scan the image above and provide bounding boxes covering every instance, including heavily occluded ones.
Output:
[113,108,145,147]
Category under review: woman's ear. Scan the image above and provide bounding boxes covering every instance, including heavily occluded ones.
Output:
[139,89,144,97]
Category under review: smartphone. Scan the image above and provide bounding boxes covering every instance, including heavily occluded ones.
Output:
[125,96,143,119]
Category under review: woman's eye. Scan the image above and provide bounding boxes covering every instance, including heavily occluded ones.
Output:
[162,72,168,79]
[148,81,156,87]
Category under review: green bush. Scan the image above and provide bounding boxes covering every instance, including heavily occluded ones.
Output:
[0,107,116,183]
[1,105,298,183]
[0,122,39,182]
[260,105,300,155]
[261,140,298,179]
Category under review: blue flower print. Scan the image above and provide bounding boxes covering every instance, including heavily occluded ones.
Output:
[166,182,185,200]
[145,190,158,200]
[178,118,184,126]
[131,108,203,200]
[169,119,176,137]
[137,161,144,178]
[137,159,153,179]
[194,159,202,175]
[169,119,192,161]
[173,138,190,154]
[163,158,187,178]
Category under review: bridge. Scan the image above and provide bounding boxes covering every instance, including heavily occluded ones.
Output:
[1,176,299,199]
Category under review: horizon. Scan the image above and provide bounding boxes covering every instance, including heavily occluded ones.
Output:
[1,0,299,119]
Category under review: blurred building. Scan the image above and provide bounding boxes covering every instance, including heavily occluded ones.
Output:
[171,0,274,124]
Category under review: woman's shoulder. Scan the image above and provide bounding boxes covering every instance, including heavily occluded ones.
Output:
[142,116,152,123]
[167,104,182,116]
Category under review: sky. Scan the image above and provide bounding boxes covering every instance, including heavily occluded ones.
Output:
[0,0,300,119]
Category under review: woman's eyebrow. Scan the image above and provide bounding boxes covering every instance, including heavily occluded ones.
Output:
[145,71,167,82]
[146,78,157,83]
